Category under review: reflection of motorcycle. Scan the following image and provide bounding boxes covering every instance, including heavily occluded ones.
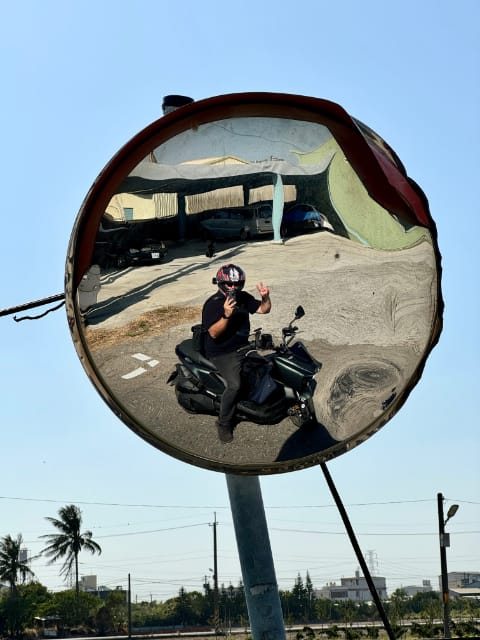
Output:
[167,306,321,428]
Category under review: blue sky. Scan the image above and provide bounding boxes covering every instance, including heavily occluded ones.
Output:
[0,0,478,601]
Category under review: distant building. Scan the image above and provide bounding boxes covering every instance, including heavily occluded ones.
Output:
[315,570,387,602]
[34,616,60,638]
[443,572,480,600]
[443,572,480,589]
[399,580,433,597]
[79,575,97,591]
[79,575,127,602]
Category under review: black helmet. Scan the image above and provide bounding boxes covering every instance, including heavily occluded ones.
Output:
[214,263,246,293]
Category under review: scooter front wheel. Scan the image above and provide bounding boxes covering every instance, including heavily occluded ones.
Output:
[289,414,313,429]
[288,403,315,429]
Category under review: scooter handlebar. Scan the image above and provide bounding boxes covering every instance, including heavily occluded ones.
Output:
[282,326,298,336]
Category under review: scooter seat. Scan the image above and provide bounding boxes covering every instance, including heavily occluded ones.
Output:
[175,339,217,370]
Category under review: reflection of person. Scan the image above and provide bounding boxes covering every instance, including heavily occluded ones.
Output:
[202,264,271,443]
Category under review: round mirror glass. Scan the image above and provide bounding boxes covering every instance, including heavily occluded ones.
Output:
[65,93,442,474]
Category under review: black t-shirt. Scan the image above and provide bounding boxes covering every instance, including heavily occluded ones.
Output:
[202,290,261,358]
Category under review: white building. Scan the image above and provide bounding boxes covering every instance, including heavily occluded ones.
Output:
[315,570,387,602]
[399,580,433,597]
[443,571,480,589]
[444,572,480,600]
[79,575,97,591]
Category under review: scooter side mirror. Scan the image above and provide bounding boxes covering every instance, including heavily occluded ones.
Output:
[295,305,305,319]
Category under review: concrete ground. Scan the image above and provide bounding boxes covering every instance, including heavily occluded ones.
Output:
[80,232,438,474]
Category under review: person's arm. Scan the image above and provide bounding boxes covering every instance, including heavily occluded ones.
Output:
[208,296,236,338]
[256,282,271,314]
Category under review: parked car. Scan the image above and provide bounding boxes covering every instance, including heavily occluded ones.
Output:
[200,204,274,240]
[281,204,334,236]
[118,239,168,267]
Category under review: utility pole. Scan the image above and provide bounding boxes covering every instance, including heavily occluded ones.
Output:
[437,493,459,639]
[211,512,220,633]
[127,573,132,639]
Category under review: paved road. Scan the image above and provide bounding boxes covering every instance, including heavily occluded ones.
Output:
[81,234,436,473]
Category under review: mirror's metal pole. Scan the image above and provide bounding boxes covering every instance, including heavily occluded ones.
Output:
[226,474,286,640]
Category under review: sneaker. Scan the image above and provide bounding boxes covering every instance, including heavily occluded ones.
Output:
[216,420,233,443]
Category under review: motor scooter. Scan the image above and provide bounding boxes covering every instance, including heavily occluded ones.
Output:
[167,306,321,428]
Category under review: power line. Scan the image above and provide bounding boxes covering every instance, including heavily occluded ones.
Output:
[94,522,210,539]
[268,525,480,537]
[4,494,477,508]
[0,495,229,509]
[0,294,64,321]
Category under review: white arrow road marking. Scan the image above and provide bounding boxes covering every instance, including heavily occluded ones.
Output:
[132,353,151,361]
[122,353,159,379]
[122,367,147,379]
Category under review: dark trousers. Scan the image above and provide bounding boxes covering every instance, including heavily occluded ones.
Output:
[210,351,243,428]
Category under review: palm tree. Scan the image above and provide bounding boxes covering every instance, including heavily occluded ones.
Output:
[0,533,34,592]
[40,504,102,598]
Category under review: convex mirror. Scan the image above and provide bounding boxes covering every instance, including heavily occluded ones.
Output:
[65,92,443,474]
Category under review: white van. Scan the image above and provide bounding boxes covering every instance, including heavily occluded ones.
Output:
[200,204,274,240]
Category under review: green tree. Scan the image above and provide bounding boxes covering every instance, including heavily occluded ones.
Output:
[338,599,357,627]
[170,587,205,627]
[0,582,50,638]
[305,572,316,622]
[39,505,101,599]
[0,535,36,638]
[43,589,103,628]
[423,596,442,624]
[291,573,307,622]
[95,589,128,634]
[105,589,128,631]
[410,590,440,615]
[175,586,193,626]
[388,588,408,626]
[18,581,52,616]
[451,594,480,622]
[0,590,31,638]
[325,624,340,638]
[0,534,34,593]
[0,582,51,637]
[314,597,333,622]
[201,579,214,624]
[234,581,248,625]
